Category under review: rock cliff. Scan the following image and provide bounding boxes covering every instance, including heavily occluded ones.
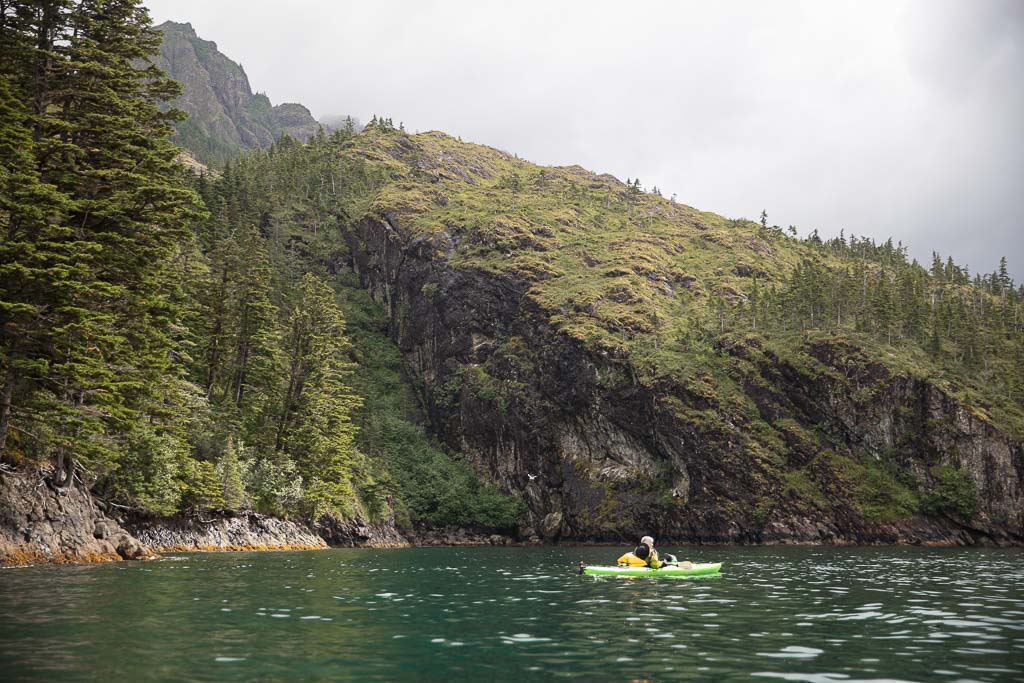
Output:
[338,129,1023,545]
[151,21,321,166]
[126,512,327,552]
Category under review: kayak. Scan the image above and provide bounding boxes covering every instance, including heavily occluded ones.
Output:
[582,562,722,577]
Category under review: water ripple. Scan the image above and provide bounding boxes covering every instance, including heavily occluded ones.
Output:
[0,546,1022,681]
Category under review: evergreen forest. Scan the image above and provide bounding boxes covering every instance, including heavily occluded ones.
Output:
[0,1,519,530]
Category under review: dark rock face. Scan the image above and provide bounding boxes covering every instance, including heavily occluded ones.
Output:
[405,526,515,546]
[0,469,152,565]
[344,213,1024,546]
[315,512,409,548]
[152,22,321,165]
[753,341,1023,543]
[125,512,327,552]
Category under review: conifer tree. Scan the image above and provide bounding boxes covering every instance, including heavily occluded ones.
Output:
[0,0,201,485]
[997,257,1011,293]
[929,319,942,358]
[217,436,247,511]
[0,74,73,461]
[275,274,361,516]
[227,225,279,409]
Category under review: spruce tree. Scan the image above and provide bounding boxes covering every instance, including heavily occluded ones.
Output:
[0,74,73,462]
[227,225,279,410]
[1,1,201,486]
[997,257,1011,293]
[217,436,247,511]
[276,274,362,516]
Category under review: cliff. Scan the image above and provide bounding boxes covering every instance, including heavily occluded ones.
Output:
[335,127,1023,545]
[151,21,321,166]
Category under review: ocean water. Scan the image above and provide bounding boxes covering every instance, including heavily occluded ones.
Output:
[0,545,1021,681]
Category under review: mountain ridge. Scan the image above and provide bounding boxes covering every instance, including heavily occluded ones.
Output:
[152,20,322,166]
[3,10,1020,569]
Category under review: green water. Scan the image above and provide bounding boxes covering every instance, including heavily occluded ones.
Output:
[1,546,1022,682]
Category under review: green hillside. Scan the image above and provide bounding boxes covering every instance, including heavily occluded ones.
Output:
[344,125,1023,440]
[325,123,1022,540]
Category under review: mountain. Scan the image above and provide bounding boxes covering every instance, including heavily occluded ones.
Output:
[3,10,1020,566]
[151,21,322,166]
[330,123,1022,544]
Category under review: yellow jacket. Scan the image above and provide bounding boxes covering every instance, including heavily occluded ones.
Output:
[617,549,662,568]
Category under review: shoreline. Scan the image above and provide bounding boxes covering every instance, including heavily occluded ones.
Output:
[6,534,1021,569]
[2,468,1020,570]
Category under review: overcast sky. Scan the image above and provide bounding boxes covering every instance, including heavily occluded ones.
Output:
[145,0,1023,280]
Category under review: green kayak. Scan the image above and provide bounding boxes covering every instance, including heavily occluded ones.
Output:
[582,562,722,577]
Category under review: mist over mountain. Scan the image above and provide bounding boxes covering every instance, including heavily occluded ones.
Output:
[320,114,363,132]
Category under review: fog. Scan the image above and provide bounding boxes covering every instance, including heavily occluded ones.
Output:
[145,0,1024,279]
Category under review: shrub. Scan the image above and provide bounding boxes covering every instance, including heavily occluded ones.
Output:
[921,465,979,519]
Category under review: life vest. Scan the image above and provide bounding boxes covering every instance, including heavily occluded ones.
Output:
[616,552,648,567]
[616,547,661,568]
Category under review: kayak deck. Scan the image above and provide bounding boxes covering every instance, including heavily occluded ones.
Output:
[583,562,722,577]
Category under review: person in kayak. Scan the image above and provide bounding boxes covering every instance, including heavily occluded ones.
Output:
[617,536,664,568]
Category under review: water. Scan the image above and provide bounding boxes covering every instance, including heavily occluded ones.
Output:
[1,546,1022,682]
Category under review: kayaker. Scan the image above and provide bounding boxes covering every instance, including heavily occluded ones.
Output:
[617,536,663,569]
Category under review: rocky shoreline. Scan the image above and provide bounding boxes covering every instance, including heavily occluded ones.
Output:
[0,469,150,566]
[125,511,327,553]
[2,467,1020,568]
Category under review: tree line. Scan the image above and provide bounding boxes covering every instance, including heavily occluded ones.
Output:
[709,224,1024,408]
[0,1,366,520]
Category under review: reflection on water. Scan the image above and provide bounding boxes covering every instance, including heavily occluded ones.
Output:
[1,546,1022,682]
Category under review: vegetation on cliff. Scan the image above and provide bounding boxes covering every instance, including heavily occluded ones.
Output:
[341,125,1022,434]
[328,123,1022,536]
[145,131,522,527]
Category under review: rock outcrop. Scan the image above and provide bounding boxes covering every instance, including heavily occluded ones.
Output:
[315,513,409,548]
[0,469,150,566]
[126,512,327,552]
[405,526,516,546]
[151,21,321,165]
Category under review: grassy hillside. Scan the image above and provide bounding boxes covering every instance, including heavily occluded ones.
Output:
[311,123,1021,538]
[341,124,1023,441]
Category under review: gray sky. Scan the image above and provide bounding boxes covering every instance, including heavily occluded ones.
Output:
[146,0,1024,280]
